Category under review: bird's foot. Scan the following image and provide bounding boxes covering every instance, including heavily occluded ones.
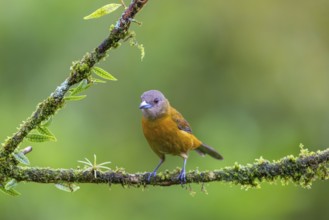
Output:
[178,169,186,185]
[147,171,157,183]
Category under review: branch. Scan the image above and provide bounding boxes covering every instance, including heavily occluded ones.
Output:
[0,0,148,158]
[9,148,329,188]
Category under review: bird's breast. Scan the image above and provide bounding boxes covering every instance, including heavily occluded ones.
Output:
[142,115,202,156]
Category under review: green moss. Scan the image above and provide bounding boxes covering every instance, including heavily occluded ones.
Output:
[233,162,241,171]
[112,42,122,49]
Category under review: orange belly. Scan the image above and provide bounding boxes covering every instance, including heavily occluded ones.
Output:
[142,115,202,158]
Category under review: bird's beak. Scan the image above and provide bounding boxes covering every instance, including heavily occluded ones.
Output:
[139,101,152,109]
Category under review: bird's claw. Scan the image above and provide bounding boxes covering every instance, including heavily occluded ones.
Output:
[178,169,186,185]
[147,171,157,183]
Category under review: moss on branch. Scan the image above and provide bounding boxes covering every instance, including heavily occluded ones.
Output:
[8,148,329,189]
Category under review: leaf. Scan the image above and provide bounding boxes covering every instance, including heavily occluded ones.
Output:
[26,134,56,142]
[64,95,87,101]
[37,126,55,137]
[84,4,122,20]
[92,67,117,81]
[0,185,21,196]
[55,183,80,192]
[70,79,90,96]
[13,152,30,165]
[91,78,107,84]
[5,179,17,190]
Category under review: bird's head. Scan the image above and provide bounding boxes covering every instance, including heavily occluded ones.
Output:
[139,90,170,120]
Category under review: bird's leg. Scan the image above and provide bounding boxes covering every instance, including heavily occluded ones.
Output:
[178,158,187,184]
[148,159,164,182]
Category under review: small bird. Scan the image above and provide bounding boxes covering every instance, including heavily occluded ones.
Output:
[139,90,223,183]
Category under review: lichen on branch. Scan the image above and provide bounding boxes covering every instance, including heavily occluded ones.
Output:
[9,147,329,189]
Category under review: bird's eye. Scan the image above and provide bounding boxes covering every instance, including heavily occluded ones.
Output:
[154,98,159,104]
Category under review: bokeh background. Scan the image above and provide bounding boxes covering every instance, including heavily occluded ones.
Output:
[1,0,329,219]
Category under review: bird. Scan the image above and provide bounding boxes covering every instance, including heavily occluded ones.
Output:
[139,90,223,183]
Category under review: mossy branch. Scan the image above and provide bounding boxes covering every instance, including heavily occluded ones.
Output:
[0,0,148,159]
[7,148,329,189]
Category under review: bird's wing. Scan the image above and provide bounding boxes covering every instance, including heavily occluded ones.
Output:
[171,108,192,133]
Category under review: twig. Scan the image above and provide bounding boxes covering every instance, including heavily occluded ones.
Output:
[120,0,128,9]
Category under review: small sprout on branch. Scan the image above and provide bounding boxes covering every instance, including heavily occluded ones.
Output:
[78,154,112,178]
[27,123,58,143]
[22,146,33,155]
[26,133,57,143]
[90,77,107,84]
[55,183,80,192]
[84,4,122,20]
[64,79,92,101]
[120,0,127,9]
[5,179,18,190]
[37,125,55,137]
[13,151,30,165]
[92,67,118,81]
[0,183,21,197]
[129,18,143,26]
[64,95,87,101]
[69,79,91,96]
[26,124,57,143]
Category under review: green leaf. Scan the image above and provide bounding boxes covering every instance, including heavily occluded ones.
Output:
[5,179,17,190]
[64,95,87,101]
[13,152,30,165]
[70,79,90,96]
[26,134,57,142]
[84,4,122,20]
[55,183,80,192]
[0,185,21,196]
[37,126,55,137]
[92,67,117,81]
[91,78,107,84]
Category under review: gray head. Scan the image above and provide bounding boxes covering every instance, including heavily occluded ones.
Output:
[139,90,170,120]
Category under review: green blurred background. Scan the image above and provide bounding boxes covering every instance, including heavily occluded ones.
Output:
[1,0,329,219]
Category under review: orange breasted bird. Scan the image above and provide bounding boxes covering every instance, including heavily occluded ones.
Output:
[139,90,223,183]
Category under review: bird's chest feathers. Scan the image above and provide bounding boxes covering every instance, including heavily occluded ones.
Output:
[142,115,198,155]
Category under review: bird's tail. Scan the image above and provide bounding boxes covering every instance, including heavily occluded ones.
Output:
[195,143,223,160]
